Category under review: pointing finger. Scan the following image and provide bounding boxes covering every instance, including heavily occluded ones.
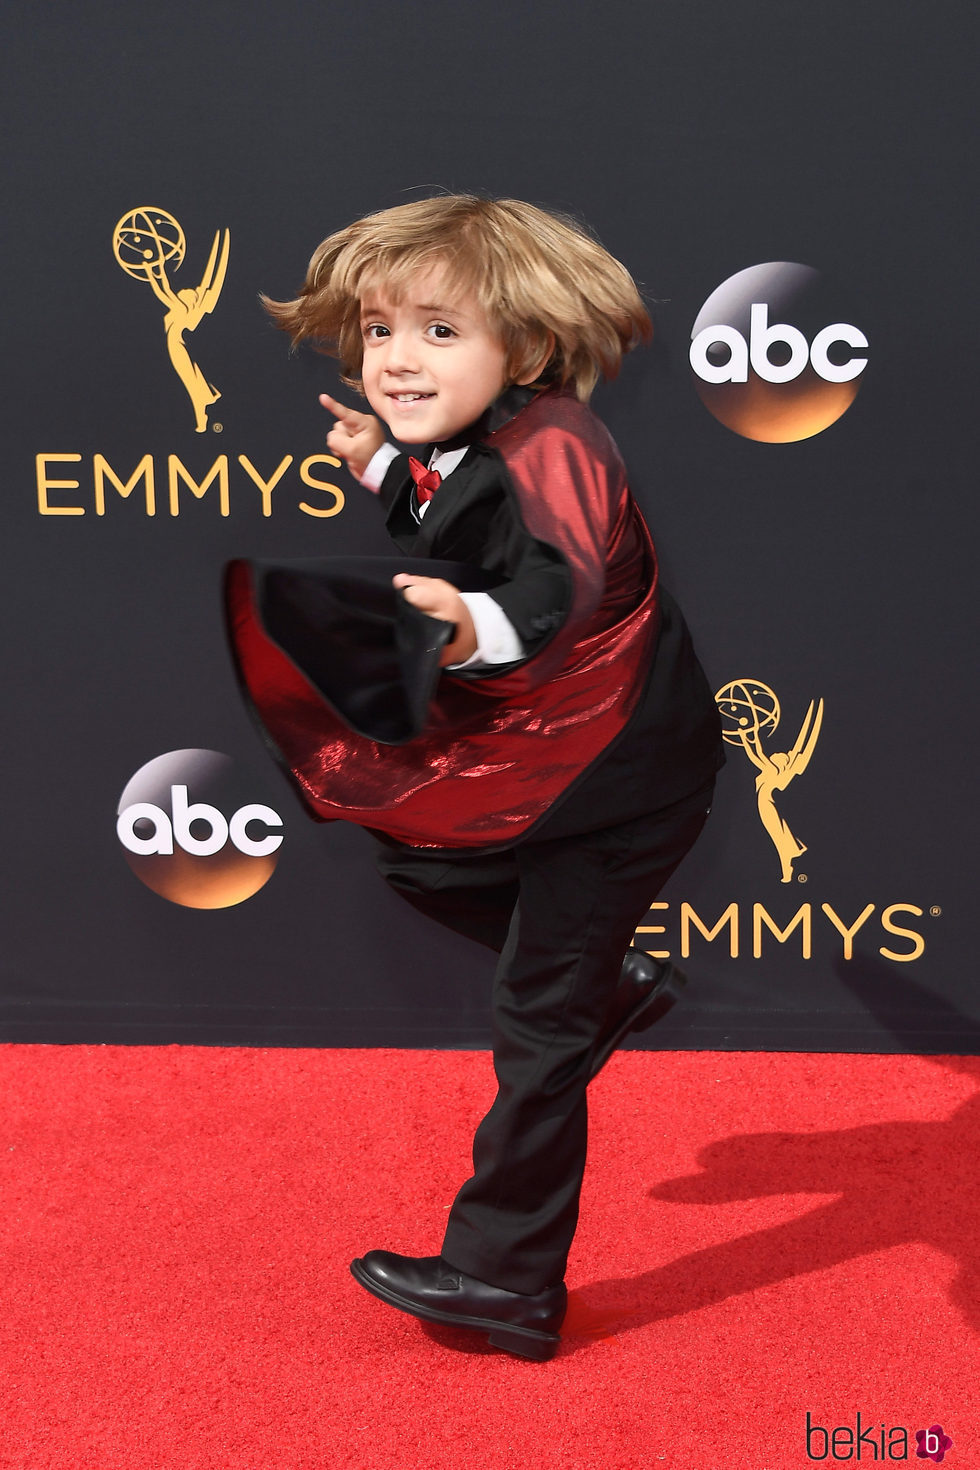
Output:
[318,392,364,427]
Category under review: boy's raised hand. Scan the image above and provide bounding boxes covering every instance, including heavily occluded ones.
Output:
[319,393,385,480]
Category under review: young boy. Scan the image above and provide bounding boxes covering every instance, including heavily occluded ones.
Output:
[226,195,723,1360]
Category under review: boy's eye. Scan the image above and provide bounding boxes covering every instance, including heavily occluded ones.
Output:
[363,323,390,340]
[428,323,455,340]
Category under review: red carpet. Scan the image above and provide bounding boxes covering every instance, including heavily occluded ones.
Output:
[1,1044,977,1469]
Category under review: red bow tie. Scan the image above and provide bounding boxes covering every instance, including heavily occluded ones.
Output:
[408,456,442,504]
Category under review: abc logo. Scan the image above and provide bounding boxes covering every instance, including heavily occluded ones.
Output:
[116,749,283,909]
[690,262,868,442]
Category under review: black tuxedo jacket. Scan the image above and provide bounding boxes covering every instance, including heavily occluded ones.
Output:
[378,435,573,674]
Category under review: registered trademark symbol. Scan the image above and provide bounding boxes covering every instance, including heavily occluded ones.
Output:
[212,422,223,433]
[797,872,808,883]
[930,906,942,917]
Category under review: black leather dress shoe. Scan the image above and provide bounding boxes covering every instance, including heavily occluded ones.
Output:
[589,950,687,1080]
[350,1251,566,1361]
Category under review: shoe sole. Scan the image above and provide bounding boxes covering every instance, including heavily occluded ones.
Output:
[589,962,687,1079]
[350,1258,560,1361]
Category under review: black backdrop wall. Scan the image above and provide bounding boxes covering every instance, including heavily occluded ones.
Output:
[2,0,977,1050]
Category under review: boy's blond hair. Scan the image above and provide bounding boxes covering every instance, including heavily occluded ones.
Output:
[263,195,651,401]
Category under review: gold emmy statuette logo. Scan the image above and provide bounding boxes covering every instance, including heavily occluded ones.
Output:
[113,207,230,432]
[716,679,824,883]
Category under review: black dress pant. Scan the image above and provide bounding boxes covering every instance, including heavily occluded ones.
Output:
[374,779,713,1294]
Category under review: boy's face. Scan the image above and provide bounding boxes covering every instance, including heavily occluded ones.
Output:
[359,265,512,444]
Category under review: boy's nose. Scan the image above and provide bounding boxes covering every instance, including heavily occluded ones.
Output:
[383,331,421,374]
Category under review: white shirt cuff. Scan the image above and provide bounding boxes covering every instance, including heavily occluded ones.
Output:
[359,443,401,493]
[448,592,524,668]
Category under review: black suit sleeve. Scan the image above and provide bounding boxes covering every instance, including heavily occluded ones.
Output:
[477,539,571,663]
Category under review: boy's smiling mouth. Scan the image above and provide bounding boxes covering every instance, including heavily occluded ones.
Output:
[389,392,434,402]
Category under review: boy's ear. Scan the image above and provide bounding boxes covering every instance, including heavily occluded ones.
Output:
[515,330,556,386]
